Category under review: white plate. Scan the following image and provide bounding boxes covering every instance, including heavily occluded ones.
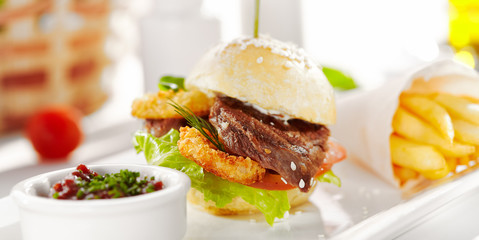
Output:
[1,149,479,239]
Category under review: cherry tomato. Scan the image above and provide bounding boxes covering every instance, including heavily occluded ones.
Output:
[25,106,83,161]
[247,141,346,191]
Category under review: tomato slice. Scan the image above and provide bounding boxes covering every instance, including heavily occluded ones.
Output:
[324,139,347,165]
[247,172,296,191]
[25,105,83,161]
[247,140,347,191]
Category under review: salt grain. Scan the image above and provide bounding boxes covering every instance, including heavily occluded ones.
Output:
[220,121,229,129]
[299,179,305,188]
[290,162,296,171]
[284,61,293,68]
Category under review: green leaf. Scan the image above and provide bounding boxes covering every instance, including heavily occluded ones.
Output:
[132,130,290,226]
[322,67,357,91]
[317,170,341,187]
[158,76,185,92]
[133,129,204,186]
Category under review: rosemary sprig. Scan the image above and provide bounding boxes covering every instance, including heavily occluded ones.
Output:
[168,100,225,151]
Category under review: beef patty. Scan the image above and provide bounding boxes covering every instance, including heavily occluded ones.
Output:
[144,118,187,138]
[209,96,330,192]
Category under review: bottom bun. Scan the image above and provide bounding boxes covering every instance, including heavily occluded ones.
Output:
[187,186,313,216]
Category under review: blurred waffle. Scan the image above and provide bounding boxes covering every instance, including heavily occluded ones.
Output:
[0,0,111,133]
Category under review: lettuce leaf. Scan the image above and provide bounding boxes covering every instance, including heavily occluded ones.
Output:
[133,129,290,225]
[322,67,357,91]
[158,76,185,92]
[317,170,341,187]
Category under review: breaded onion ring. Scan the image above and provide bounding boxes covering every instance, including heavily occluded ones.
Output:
[178,126,266,185]
[131,89,214,119]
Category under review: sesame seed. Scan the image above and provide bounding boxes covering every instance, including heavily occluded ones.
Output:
[299,179,305,188]
[218,35,315,71]
[264,148,271,154]
[257,57,263,64]
[290,162,296,171]
[284,61,293,68]
[281,177,288,184]
[310,177,314,186]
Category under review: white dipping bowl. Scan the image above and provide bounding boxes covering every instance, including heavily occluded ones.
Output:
[11,164,191,240]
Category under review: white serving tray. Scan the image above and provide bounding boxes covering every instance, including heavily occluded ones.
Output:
[2,148,478,239]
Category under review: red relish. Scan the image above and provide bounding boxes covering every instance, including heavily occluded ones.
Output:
[50,164,164,200]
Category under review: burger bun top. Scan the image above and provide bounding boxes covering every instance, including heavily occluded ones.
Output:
[185,35,336,125]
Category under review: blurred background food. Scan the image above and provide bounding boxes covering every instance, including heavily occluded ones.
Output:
[0,0,478,169]
[0,0,111,134]
[449,0,479,68]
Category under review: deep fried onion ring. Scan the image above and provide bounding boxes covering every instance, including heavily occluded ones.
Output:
[131,89,214,119]
[178,126,266,185]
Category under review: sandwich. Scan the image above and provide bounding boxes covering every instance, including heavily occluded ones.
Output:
[132,35,346,225]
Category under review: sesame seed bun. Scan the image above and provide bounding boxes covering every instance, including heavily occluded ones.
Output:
[185,35,336,125]
[187,187,312,216]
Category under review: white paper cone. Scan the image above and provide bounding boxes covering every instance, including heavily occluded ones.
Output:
[331,59,479,189]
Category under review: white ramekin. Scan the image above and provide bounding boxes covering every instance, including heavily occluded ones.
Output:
[11,164,191,240]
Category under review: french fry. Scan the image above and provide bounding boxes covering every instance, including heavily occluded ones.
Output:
[452,118,479,145]
[393,164,419,184]
[445,158,458,173]
[464,96,479,104]
[471,149,479,161]
[458,156,470,166]
[390,134,446,172]
[399,93,454,143]
[392,107,475,157]
[420,164,450,180]
[433,93,479,125]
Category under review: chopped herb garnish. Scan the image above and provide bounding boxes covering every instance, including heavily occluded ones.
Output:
[168,100,225,151]
[50,164,164,200]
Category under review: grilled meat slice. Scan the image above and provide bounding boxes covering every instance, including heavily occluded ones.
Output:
[209,96,329,192]
[144,118,187,138]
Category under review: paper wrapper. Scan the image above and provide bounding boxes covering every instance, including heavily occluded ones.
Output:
[330,60,479,190]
